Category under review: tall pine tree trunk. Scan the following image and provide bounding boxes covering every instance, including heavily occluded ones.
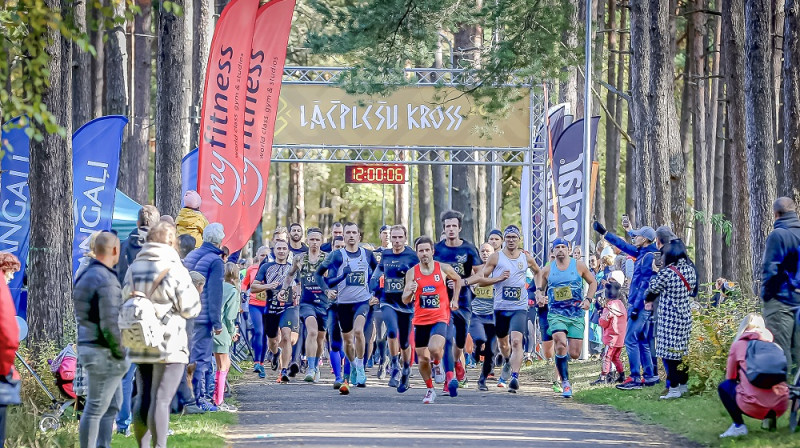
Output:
[72,0,91,128]
[91,0,105,118]
[723,0,754,289]
[721,105,734,277]
[647,0,677,228]
[431,37,448,234]
[773,0,787,194]
[180,0,193,155]
[603,0,620,228]
[122,0,152,204]
[451,2,482,243]
[154,0,186,217]
[289,163,305,227]
[560,0,579,110]
[105,0,128,117]
[629,0,652,227]
[708,13,724,279]
[785,0,800,204]
[29,0,74,346]
[677,14,693,240]
[418,152,434,237]
[691,2,712,287]
[192,0,214,148]
[744,0,778,288]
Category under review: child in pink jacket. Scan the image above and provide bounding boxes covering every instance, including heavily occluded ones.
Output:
[595,275,627,384]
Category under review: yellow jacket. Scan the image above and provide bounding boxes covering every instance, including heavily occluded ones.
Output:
[176,208,209,248]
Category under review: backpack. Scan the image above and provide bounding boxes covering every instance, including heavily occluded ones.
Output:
[744,339,788,389]
[49,345,77,399]
[118,269,170,351]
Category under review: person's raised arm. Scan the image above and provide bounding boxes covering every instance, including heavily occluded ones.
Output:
[282,255,303,290]
[577,261,598,304]
[471,253,507,287]
[536,265,550,306]
[401,269,417,305]
[443,264,462,310]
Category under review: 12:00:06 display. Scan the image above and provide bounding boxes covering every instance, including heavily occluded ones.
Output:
[345,165,406,184]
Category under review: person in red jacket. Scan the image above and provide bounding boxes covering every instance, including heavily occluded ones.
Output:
[718,313,790,438]
[0,253,21,447]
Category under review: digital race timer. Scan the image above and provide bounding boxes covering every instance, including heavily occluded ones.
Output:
[344,165,406,184]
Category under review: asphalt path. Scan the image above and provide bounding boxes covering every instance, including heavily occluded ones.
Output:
[227,366,697,448]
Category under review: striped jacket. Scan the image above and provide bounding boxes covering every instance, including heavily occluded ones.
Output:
[122,242,201,364]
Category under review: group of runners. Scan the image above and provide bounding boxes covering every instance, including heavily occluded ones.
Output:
[242,210,596,403]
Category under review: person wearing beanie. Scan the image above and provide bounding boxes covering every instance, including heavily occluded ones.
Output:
[486,229,503,252]
[176,190,209,248]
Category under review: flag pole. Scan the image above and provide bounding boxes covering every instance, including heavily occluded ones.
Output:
[581,0,593,360]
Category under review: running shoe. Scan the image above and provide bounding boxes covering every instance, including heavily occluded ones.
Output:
[366,358,374,368]
[197,398,218,412]
[218,402,238,413]
[477,376,489,391]
[432,364,445,384]
[500,362,512,381]
[497,377,507,388]
[678,384,688,395]
[377,364,385,380]
[314,368,321,383]
[551,380,562,393]
[397,367,411,393]
[280,369,290,384]
[182,403,205,415]
[289,362,300,378]
[455,361,466,382]
[590,375,607,386]
[458,378,469,388]
[349,368,358,385]
[659,387,683,400]
[423,388,436,404]
[252,363,261,373]
[304,368,317,383]
[333,378,343,390]
[719,423,748,438]
[339,381,350,395]
[562,380,572,398]
[616,377,643,390]
[356,366,367,388]
[447,378,459,397]
[271,350,281,371]
[388,366,401,388]
[255,363,266,379]
[644,375,661,387]
[508,377,519,393]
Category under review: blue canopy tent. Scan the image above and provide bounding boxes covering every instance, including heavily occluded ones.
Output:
[112,189,141,239]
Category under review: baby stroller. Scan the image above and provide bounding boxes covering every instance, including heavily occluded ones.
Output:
[16,344,81,432]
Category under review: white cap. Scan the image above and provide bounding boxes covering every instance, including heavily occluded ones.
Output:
[601,246,615,259]
[610,270,625,286]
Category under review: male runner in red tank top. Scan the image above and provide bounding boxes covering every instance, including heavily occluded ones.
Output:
[402,236,462,404]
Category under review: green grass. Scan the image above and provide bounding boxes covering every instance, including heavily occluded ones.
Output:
[5,360,247,448]
[111,411,236,448]
[547,359,800,448]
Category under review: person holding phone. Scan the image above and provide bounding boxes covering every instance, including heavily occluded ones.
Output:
[593,220,660,390]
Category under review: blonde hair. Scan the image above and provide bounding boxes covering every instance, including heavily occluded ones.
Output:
[733,313,766,349]
[84,230,103,258]
[224,262,240,286]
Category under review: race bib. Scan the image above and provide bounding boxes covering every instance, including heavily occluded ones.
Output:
[553,286,573,302]
[420,294,440,309]
[346,271,366,286]
[502,287,522,301]
[473,285,493,299]
[385,277,405,293]
[303,273,321,291]
[450,262,466,276]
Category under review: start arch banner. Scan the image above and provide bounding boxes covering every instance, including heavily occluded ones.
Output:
[273,84,531,148]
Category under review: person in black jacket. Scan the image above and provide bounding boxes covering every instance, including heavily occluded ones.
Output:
[74,232,131,448]
[761,197,800,377]
[115,204,159,436]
